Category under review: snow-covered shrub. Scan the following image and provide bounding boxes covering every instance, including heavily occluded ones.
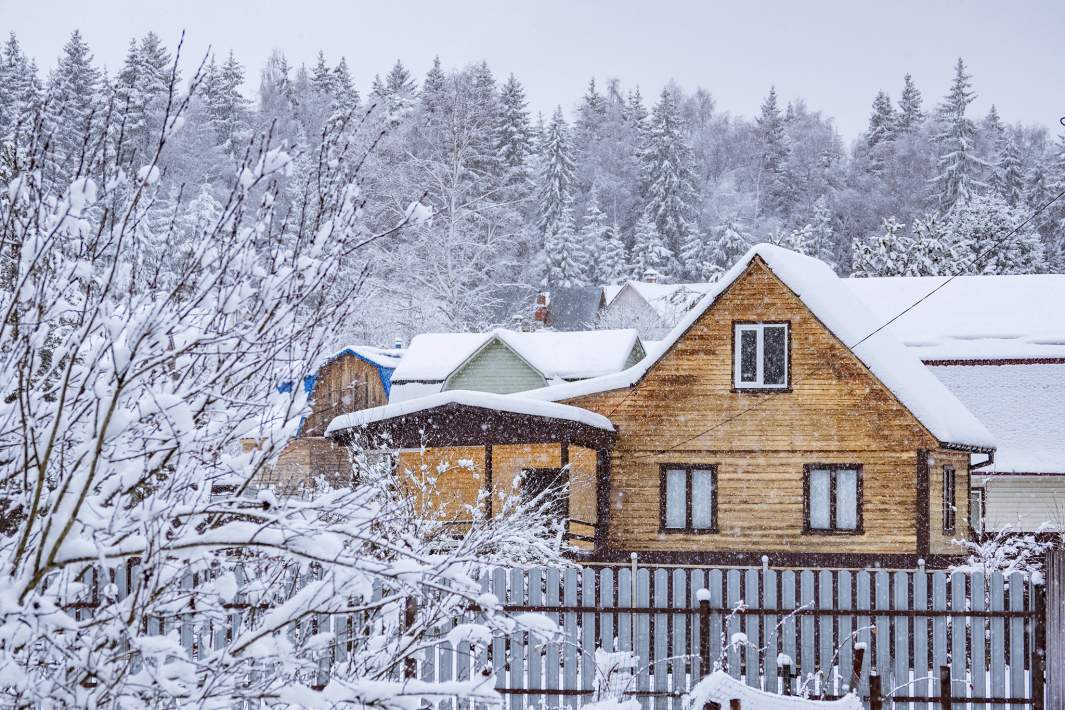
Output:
[951,523,1062,579]
[0,51,563,707]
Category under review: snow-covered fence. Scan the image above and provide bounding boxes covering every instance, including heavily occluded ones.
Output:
[468,565,1046,710]
[69,563,1047,708]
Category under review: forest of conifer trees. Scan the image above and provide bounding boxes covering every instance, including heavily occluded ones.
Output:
[1,30,1061,341]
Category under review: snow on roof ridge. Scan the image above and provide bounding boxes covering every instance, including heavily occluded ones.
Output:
[325,389,615,435]
[525,243,996,450]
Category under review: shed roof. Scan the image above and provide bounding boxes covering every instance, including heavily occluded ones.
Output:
[527,244,996,451]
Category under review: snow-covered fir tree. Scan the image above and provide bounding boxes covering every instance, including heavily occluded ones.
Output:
[630,210,674,278]
[808,195,836,265]
[851,217,915,277]
[536,106,576,236]
[996,131,1025,206]
[931,58,984,211]
[578,187,610,283]
[597,220,630,284]
[708,216,752,269]
[756,86,792,218]
[945,192,1045,274]
[421,56,446,119]
[202,51,251,156]
[641,86,699,277]
[896,72,924,133]
[544,201,587,286]
[496,73,532,183]
[44,30,101,185]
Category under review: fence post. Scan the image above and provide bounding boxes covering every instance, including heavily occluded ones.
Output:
[939,665,951,710]
[699,594,711,678]
[1032,576,1046,710]
[868,673,882,710]
[1047,548,1065,709]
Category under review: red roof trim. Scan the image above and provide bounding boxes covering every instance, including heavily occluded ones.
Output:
[923,357,1065,366]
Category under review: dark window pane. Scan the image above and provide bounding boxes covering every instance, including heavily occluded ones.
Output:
[739,329,757,382]
[763,325,787,385]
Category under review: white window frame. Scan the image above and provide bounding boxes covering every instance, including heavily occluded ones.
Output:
[733,322,789,390]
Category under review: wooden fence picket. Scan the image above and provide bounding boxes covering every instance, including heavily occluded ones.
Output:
[800,570,816,689]
[990,571,1006,710]
[971,571,987,710]
[913,568,930,710]
[745,568,761,690]
[818,570,834,697]
[546,567,561,710]
[762,567,778,695]
[671,568,687,709]
[652,568,669,710]
[780,570,798,692]
[1008,572,1026,706]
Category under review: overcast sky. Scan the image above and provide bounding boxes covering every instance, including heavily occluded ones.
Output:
[3,0,1062,140]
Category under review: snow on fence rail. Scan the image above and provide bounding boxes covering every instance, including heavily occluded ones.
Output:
[71,563,1047,709]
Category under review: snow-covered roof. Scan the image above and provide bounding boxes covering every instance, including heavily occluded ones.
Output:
[846,274,1065,361]
[325,389,615,435]
[320,344,403,370]
[527,244,995,451]
[929,362,1065,474]
[390,329,643,384]
[605,281,717,320]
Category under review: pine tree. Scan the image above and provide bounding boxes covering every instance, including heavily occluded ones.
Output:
[536,107,576,236]
[202,52,251,156]
[544,202,587,287]
[597,221,629,284]
[866,91,896,148]
[332,57,358,109]
[851,217,914,277]
[641,87,699,277]
[809,195,836,265]
[945,192,1044,274]
[578,188,610,283]
[630,210,673,278]
[421,56,446,119]
[709,217,751,269]
[45,30,102,184]
[931,58,984,211]
[997,132,1024,206]
[910,213,954,276]
[0,33,39,143]
[625,86,649,146]
[310,51,334,97]
[575,78,607,158]
[372,60,416,120]
[756,86,791,217]
[496,73,531,179]
[896,73,924,133]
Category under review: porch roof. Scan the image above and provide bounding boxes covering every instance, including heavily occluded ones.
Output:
[325,390,616,450]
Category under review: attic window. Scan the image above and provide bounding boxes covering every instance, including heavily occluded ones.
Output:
[733,322,789,390]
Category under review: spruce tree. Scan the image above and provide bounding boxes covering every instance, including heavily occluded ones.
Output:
[709,217,751,269]
[866,91,896,148]
[998,132,1024,206]
[851,217,914,277]
[945,192,1044,274]
[372,60,416,120]
[896,73,924,133]
[496,73,531,180]
[910,213,954,276]
[203,52,251,156]
[597,221,629,284]
[0,33,39,142]
[756,86,791,218]
[421,56,446,119]
[641,87,699,278]
[578,188,610,283]
[332,57,358,109]
[45,30,102,184]
[630,210,673,278]
[575,78,607,159]
[809,195,836,265]
[536,106,576,237]
[931,58,984,211]
[544,202,587,287]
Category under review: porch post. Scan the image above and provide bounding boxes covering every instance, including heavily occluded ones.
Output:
[595,447,611,551]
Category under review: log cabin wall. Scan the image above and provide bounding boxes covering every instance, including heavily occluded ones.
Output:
[928,447,972,555]
[566,258,958,560]
[301,354,389,436]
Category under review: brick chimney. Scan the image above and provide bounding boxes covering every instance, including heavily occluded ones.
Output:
[533,291,550,326]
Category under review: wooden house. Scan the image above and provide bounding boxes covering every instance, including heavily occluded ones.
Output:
[327,245,996,567]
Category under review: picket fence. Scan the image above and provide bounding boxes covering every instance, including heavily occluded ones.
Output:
[458,565,1047,710]
[73,561,1048,709]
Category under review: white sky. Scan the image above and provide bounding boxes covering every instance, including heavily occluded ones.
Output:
[3,0,1063,140]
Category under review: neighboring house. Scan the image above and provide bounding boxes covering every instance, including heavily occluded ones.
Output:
[600,280,717,338]
[847,274,1065,535]
[388,329,645,403]
[255,345,402,491]
[532,287,606,330]
[327,245,994,567]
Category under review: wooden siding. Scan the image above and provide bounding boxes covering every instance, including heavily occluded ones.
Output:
[302,354,388,436]
[929,448,971,554]
[445,340,547,394]
[566,257,955,557]
[978,474,1065,532]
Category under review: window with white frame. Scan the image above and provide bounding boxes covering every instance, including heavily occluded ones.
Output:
[661,465,717,532]
[804,465,862,533]
[734,322,789,389]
